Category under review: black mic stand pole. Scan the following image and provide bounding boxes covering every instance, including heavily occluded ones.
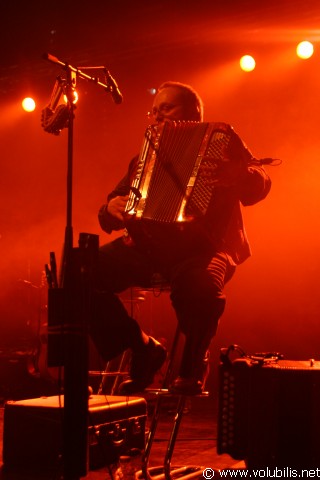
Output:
[62,65,89,480]
[42,53,121,480]
[62,67,75,284]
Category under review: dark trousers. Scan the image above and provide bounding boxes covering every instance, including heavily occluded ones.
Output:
[90,236,235,377]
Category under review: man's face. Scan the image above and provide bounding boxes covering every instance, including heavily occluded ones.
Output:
[150,87,192,124]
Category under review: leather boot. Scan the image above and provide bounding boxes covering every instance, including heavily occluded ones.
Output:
[169,350,210,395]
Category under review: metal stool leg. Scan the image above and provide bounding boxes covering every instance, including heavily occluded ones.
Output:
[139,324,182,479]
[137,392,207,480]
[163,395,186,480]
[141,394,165,480]
[136,319,212,480]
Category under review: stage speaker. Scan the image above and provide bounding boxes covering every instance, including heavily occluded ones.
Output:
[217,347,320,469]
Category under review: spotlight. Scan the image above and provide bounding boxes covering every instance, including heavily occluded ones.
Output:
[296,41,314,59]
[240,55,256,72]
[22,97,36,112]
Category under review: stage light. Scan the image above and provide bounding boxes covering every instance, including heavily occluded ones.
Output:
[240,55,256,72]
[22,97,36,112]
[296,41,314,59]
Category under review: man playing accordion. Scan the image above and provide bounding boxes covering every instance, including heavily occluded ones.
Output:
[93,81,271,395]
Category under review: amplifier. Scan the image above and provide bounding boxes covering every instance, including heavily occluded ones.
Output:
[3,394,147,472]
[217,347,320,469]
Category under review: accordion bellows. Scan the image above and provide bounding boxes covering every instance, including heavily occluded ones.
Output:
[125,121,235,224]
[123,121,244,256]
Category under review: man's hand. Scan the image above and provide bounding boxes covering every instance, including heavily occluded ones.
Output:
[107,195,129,221]
[201,156,247,188]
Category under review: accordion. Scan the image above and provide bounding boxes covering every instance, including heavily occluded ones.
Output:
[123,121,244,255]
[218,348,320,469]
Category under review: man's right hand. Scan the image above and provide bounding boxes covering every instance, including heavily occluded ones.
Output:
[107,195,129,221]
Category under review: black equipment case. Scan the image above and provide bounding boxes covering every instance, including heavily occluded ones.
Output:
[217,346,320,469]
[2,394,147,471]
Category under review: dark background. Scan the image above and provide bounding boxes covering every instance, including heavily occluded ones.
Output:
[1,0,320,394]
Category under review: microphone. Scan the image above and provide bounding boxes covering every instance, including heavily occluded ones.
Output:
[105,70,123,104]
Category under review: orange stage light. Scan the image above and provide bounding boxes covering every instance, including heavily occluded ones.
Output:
[21,97,36,112]
[296,41,314,59]
[239,55,256,72]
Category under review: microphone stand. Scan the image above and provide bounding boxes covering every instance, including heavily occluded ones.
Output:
[42,53,122,480]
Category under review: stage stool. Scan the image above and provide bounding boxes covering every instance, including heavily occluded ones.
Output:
[88,351,131,395]
[135,324,212,480]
